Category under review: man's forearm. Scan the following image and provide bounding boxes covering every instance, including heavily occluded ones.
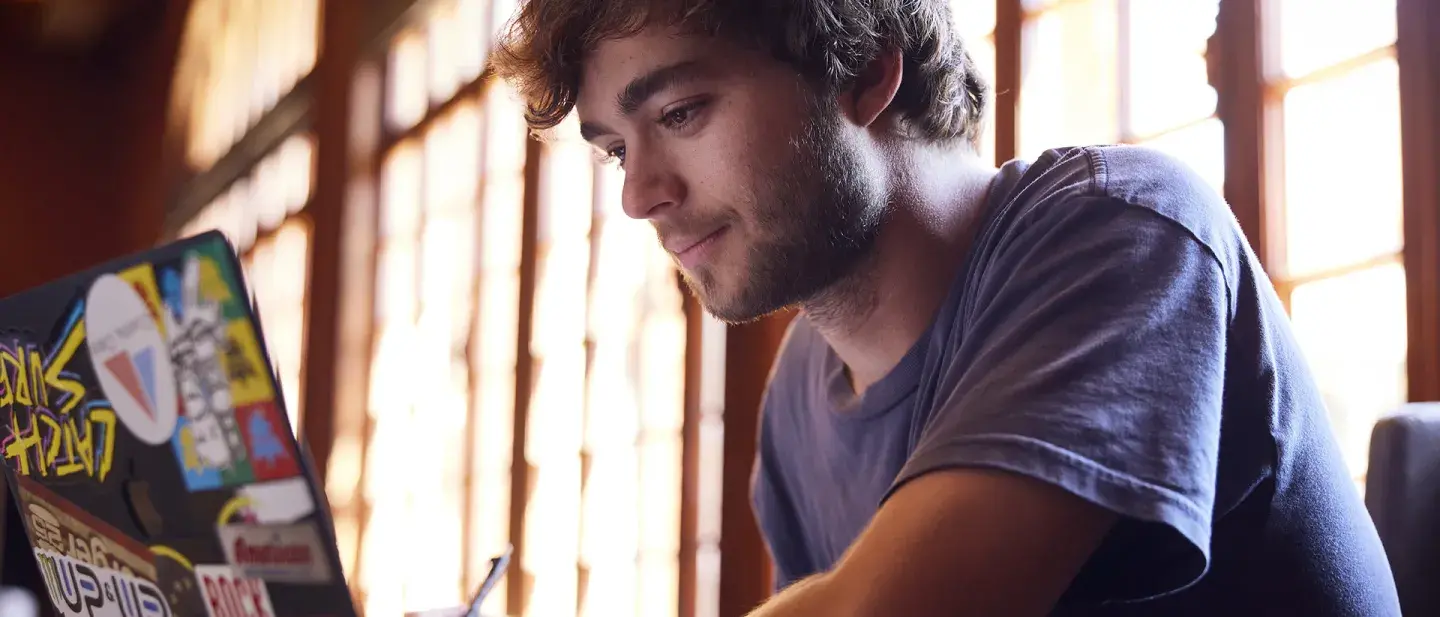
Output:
[746,572,852,617]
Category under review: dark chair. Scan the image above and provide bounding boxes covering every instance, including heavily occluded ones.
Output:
[1366,403,1440,616]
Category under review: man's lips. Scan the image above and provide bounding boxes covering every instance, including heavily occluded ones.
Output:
[665,226,729,269]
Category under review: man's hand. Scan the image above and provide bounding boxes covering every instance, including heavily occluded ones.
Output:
[748,468,1117,617]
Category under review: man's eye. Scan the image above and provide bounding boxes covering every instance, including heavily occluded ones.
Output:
[662,107,692,127]
[659,100,707,130]
[604,145,626,166]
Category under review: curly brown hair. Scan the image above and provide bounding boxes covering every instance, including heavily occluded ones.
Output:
[490,0,991,147]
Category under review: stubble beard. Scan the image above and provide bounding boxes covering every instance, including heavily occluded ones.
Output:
[683,101,889,324]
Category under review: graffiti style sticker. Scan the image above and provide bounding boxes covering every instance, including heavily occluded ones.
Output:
[235,478,315,525]
[14,476,157,581]
[1,319,120,482]
[217,523,332,584]
[86,273,180,445]
[163,255,256,492]
[194,564,276,617]
[236,402,298,482]
[33,548,173,617]
[172,414,255,492]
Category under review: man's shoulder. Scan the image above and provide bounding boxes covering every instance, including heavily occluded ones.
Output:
[992,144,1249,287]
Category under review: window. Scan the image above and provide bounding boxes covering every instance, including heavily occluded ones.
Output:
[952,0,998,164]
[170,0,320,171]
[170,0,320,436]
[1009,0,1403,485]
[1018,0,1121,159]
[1270,0,1403,484]
[347,2,697,615]
[1017,0,1223,194]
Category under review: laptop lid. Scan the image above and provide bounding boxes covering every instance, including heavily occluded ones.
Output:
[0,231,355,617]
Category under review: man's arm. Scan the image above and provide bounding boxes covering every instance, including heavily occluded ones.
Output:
[748,468,1115,617]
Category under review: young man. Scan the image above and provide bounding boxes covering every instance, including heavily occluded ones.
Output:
[494,1,1401,615]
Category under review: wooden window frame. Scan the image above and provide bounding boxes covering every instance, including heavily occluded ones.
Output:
[1396,0,1440,401]
[313,2,714,616]
[1215,0,1440,402]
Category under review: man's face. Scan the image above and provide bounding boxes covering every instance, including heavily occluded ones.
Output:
[576,29,888,322]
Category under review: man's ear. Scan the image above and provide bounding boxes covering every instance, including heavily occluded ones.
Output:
[837,47,903,128]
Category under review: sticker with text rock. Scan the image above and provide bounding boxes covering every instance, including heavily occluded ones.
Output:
[195,564,276,617]
[218,522,332,584]
[86,274,180,445]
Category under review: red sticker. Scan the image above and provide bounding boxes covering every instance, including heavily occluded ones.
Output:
[196,564,276,617]
[235,401,299,481]
[217,522,332,584]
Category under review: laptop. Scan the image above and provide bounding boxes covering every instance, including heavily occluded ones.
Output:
[0,231,356,617]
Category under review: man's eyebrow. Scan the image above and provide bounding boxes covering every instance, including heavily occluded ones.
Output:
[617,60,708,116]
[579,60,710,143]
[579,121,611,143]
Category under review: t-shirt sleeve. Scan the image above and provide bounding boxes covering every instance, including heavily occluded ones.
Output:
[891,195,1230,602]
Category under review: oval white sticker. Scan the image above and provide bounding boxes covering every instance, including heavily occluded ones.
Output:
[85,274,180,445]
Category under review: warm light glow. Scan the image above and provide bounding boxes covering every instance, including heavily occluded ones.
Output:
[1279,0,1397,78]
[180,133,316,254]
[951,0,997,164]
[1019,0,1226,197]
[1282,58,1403,279]
[1019,0,1120,159]
[1289,263,1408,480]
[172,0,319,170]
[361,101,482,614]
[1276,2,1402,489]
[389,30,430,132]
[243,219,312,433]
[1125,0,1218,139]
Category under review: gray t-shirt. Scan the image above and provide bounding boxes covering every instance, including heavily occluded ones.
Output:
[751,145,1401,615]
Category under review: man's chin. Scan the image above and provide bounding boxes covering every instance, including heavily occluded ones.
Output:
[689,282,791,325]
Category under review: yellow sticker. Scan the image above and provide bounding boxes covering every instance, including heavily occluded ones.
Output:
[195,255,238,313]
[221,318,274,407]
[116,263,167,337]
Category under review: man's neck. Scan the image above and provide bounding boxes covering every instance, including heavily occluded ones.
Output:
[803,148,997,395]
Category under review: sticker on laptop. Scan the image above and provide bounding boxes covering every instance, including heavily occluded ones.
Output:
[14,476,158,580]
[218,522,332,584]
[86,271,181,446]
[160,246,296,493]
[151,544,211,616]
[194,564,276,617]
[1,320,120,483]
[33,548,173,617]
[234,477,316,525]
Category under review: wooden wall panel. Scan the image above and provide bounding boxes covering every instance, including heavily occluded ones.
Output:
[718,312,793,617]
[1398,0,1440,401]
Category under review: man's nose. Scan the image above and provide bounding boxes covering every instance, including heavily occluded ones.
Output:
[620,150,686,220]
